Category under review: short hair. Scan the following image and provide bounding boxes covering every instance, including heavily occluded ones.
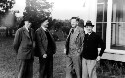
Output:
[70,17,80,22]
[40,17,49,23]
[23,15,32,23]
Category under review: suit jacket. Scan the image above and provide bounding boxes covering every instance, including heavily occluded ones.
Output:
[65,26,84,55]
[13,27,35,59]
[82,32,106,60]
[35,27,56,57]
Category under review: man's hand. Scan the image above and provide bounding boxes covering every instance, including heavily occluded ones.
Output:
[96,56,101,61]
[64,49,66,54]
[43,54,47,58]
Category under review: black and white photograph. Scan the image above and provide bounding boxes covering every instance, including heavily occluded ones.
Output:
[0,0,125,78]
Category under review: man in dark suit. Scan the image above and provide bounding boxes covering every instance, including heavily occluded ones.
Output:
[13,18,35,78]
[81,20,105,78]
[35,18,56,78]
[64,17,84,78]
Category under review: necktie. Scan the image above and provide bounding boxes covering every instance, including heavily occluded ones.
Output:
[28,28,30,32]
[71,28,74,34]
[28,28,32,39]
[45,29,49,32]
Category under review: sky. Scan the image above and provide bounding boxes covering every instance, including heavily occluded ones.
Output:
[12,0,86,20]
[12,0,26,17]
[49,0,86,19]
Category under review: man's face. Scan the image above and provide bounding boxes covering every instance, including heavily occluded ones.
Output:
[85,26,93,33]
[71,19,78,28]
[42,20,49,28]
[25,21,32,28]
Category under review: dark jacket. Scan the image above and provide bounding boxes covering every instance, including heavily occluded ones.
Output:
[13,27,35,59]
[35,27,56,57]
[82,32,105,60]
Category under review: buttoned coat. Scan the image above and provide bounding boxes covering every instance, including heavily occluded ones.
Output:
[82,32,105,60]
[13,27,35,59]
[35,27,56,57]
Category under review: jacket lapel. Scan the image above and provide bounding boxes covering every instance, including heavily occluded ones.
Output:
[30,29,34,41]
[73,26,80,41]
[23,27,30,38]
[66,27,80,44]
[48,30,55,41]
[40,27,47,39]
[40,27,48,46]
[66,28,72,41]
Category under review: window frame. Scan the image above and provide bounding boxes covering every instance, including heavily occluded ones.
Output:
[105,0,125,54]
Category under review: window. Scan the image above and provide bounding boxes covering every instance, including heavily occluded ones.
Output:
[111,0,125,50]
[96,0,107,43]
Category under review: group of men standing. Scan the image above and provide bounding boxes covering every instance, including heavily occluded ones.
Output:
[13,16,105,78]
[65,17,105,78]
[13,17,56,78]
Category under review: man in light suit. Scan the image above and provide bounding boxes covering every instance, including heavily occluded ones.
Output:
[64,17,85,78]
[13,18,35,78]
[35,17,56,78]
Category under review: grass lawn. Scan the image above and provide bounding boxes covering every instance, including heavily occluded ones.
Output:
[0,37,66,78]
[0,37,125,78]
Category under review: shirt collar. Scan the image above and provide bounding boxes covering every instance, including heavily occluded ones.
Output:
[24,25,29,32]
[88,32,91,35]
[41,26,47,31]
[72,26,78,32]
[87,31,93,35]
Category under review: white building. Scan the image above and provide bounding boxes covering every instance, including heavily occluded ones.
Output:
[83,0,125,62]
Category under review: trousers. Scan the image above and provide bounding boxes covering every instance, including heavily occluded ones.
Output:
[82,58,97,78]
[66,54,82,78]
[18,59,34,78]
[39,55,53,78]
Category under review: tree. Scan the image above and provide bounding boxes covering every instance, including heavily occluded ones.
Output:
[78,19,84,28]
[47,17,54,30]
[54,21,63,31]
[0,0,15,15]
[61,19,71,36]
[0,0,15,24]
[0,0,16,37]
[24,0,53,30]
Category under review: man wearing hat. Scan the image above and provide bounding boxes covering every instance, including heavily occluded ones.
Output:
[13,17,35,78]
[81,20,105,78]
[35,17,56,78]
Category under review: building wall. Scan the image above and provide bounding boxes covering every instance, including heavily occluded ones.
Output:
[83,0,125,62]
[83,0,97,31]
[102,52,125,62]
